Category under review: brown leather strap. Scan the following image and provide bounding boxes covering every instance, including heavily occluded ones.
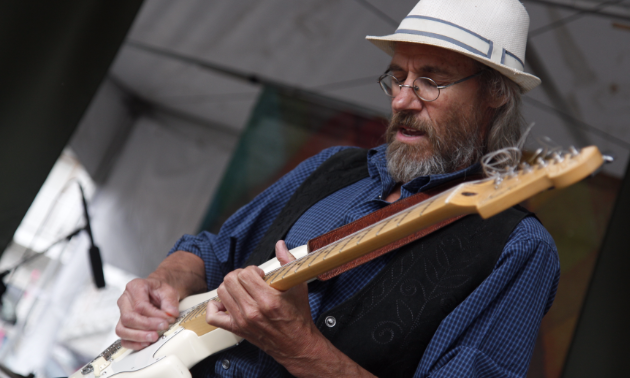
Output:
[309,174,482,280]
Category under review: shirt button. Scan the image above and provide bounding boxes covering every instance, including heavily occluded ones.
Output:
[325,316,336,327]
[221,359,231,370]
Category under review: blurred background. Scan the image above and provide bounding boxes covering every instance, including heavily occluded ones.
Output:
[0,0,628,377]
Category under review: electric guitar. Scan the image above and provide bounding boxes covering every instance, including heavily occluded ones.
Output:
[71,146,604,378]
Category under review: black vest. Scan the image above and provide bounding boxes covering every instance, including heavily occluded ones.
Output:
[245,148,530,377]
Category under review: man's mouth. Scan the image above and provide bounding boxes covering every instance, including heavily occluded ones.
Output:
[397,126,426,138]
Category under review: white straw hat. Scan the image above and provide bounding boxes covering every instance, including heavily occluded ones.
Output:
[366,0,541,92]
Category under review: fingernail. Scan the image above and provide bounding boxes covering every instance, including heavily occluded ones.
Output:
[146,333,155,342]
[165,307,178,317]
[158,322,168,331]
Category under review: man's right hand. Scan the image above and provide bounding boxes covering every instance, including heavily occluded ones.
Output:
[116,277,180,350]
[115,251,207,350]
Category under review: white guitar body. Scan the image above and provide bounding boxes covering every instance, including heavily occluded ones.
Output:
[70,245,310,378]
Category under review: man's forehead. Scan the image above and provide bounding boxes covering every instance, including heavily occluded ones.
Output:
[389,42,477,74]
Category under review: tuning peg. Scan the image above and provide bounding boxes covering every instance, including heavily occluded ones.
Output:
[519,162,532,174]
[551,152,564,164]
[569,146,579,157]
[494,176,503,189]
[603,155,614,164]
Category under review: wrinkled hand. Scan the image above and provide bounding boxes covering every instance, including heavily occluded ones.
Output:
[116,278,180,350]
[206,240,320,364]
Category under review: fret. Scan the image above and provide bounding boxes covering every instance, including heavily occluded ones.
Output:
[377,213,407,235]
[395,208,414,227]
[183,306,202,323]
[183,299,216,322]
[374,217,394,236]
[281,261,299,280]
[414,197,436,217]
[191,305,205,318]
[265,266,286,284]
[274,263,299,283]
[353,229,372,246]
[408,195,443,220]
[292,254,315,274]
[321,241,342,260]
[187,305,201,319]
[337,229,370,254]
[318,244,335,259]
[291,258,305,274]
[335,234,358,254]
[354,223,382,248]
[301,248,323,269]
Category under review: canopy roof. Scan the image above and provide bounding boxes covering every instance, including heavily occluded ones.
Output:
[107,0,630,176]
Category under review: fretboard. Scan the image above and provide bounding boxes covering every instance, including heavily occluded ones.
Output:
[261,184,472,290]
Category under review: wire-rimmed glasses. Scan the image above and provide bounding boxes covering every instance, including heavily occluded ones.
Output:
[378,71,483,102]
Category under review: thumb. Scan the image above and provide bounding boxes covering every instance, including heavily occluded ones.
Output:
[275,240,296,266]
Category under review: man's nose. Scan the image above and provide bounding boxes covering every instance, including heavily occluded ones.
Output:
[391,82,424,113]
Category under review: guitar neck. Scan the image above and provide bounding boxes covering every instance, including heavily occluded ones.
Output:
[178,184,474,335]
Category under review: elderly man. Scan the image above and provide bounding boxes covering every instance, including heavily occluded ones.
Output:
[116,0,559,377]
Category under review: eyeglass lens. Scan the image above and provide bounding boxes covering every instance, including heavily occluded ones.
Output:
[379,75,439,102]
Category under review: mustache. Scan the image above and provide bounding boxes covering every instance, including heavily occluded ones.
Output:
[386,111,435,143]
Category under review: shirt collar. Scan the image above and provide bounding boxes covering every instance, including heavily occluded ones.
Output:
[367,144,482,200]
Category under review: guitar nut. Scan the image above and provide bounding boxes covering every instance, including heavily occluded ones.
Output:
[325,316,336,327]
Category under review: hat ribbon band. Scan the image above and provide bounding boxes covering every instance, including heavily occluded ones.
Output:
[395,15,524,71]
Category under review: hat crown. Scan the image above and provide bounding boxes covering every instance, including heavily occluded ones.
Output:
[406,0,529,62]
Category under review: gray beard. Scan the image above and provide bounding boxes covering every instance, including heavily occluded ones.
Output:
[385,111,483,183]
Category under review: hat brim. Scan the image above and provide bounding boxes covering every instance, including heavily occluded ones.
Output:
[366,33,541,93]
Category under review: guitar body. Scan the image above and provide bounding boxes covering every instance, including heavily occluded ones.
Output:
[70,246,310,378]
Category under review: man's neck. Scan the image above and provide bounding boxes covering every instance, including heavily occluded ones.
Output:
[384,184,402,203]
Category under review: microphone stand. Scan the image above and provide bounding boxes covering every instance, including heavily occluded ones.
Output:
[78,184,106,288]
[0,183,106,312]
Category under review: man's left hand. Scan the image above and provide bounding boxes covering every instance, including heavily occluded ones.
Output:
[206,240,317,361]
[206,241,375,377]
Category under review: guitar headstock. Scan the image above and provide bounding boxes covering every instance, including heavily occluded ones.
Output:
[446,146,604,218]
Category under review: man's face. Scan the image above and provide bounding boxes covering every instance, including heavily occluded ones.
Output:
[385,43,489,182]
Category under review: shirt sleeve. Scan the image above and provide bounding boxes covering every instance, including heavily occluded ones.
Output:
[414,216,560,378]
[168,146,353,291]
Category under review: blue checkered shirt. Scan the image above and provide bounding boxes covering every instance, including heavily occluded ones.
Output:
[170,144,560,377]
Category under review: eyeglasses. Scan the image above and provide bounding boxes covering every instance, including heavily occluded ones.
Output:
[377,71,483,102]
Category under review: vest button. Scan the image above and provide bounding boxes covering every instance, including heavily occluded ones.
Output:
[325,316,336,327]
[221,359,231,370]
